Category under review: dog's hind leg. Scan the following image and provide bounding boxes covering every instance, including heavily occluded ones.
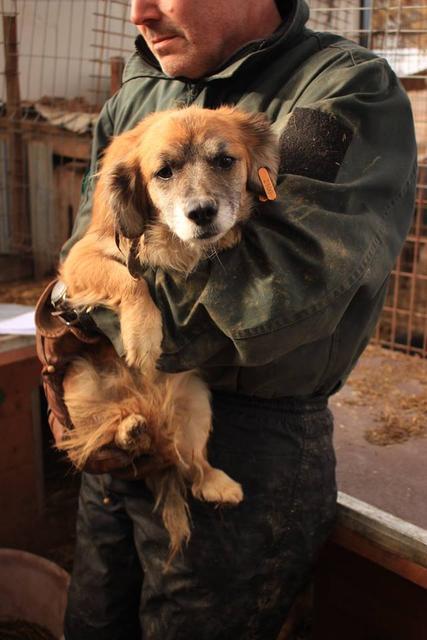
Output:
[114,413,152,452]
[63,356,153,465]
[174,374,243,505]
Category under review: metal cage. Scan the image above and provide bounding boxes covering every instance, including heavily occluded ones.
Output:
[0,0,426,356]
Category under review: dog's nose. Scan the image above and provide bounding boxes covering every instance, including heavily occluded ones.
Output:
[186,204,217,226]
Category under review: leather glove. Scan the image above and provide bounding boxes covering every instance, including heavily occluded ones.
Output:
[35,280,170,479]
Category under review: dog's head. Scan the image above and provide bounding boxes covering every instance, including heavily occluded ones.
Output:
[102,106,279,245]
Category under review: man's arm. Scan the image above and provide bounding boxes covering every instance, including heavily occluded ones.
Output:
[144,54,417,372]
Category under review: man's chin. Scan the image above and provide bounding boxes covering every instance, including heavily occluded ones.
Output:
[156,53,209,80]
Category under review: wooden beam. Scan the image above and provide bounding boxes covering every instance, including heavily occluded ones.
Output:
[2,15,20,116]
[27,140,56,278]
[335,492,427,586]
[50,134,91,162]
[2,14,31,251]
[110,56,125,96]
[401,76,427,91]
[333,525,427,589]
[0,336,36,367]
[0,118,92,162]
[0,253,33,283]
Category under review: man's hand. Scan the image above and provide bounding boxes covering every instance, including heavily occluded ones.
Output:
[35,281,168,479]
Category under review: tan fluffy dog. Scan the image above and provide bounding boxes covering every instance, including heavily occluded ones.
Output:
[59,105,279,554]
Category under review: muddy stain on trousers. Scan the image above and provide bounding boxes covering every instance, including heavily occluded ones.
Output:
[64,391,337,640]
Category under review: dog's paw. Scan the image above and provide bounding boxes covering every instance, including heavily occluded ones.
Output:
[193,468,243,504]
[115,414,152,452]
[124,346,150,370]
[123,333,161,371]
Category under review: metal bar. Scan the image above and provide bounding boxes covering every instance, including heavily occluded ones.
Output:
[93,11,129,23]
[359,0,372,49]
[90,43,133,53]
[92,27,134,39]
[343,28,427,33]
[311,4,427,11]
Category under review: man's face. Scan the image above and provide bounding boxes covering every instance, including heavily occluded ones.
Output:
[130,0,253,79]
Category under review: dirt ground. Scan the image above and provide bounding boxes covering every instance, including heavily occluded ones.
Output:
[0,278,53,306]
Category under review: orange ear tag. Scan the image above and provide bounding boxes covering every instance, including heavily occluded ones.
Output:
[258,167,277,202]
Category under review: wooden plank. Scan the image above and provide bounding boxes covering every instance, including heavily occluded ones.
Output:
[0,138,10,253]
[332,525,427,589]
[0,253,33,283]
[313,541,427,640]
[27,140,56,277]
[0,352,44,546]
[337,492,427,573]
[3,15,31,250]
[0,118,92,162]
[110,56,125,95]
[31,386,45,513]
[50,134,91,161]
[0,336,36,367]
[2,15,21,115]
[401,75,427,91]
[54,162,87,245]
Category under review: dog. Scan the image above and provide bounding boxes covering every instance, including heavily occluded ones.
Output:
[58,105,279,555]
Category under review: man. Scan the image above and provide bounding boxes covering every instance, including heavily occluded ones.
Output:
[38,0,417,638]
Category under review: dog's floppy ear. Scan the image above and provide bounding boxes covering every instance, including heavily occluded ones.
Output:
[104,158,153,239]
[237,111,280,199]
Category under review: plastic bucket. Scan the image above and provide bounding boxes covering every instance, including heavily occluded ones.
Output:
[0,548,70,639]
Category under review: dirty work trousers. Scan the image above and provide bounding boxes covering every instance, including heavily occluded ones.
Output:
[64,391,337,640]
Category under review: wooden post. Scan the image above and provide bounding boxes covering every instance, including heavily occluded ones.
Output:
[3,14,31,254]
[110,56,125,96]
[3,15,21,116]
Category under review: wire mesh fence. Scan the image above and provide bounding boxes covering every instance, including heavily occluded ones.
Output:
[0,0,426,356]
[309,1,427,357]
[0,0,135,274]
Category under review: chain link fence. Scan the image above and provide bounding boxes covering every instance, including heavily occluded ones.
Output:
[0,0,426,355]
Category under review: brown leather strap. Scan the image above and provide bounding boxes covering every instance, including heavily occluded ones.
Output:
[35,280,100,342]
[35,279,101,436]
[34,279,170,479]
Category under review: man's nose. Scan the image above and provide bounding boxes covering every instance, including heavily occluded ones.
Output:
[130,0,162,25]
[186,203,218,226]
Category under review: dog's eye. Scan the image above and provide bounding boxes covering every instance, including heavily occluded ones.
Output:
[214,155,235,170]
[155,165,173,180]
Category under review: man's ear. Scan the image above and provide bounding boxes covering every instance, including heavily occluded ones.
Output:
[237,111,280,198]
[104,158,153,239]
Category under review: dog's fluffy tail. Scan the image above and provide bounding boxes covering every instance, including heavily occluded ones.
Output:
[147,467,191,564]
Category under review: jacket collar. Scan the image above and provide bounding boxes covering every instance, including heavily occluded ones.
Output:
[123,0,309,84]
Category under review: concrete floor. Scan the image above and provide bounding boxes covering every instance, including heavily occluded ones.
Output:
[331,347,427,530]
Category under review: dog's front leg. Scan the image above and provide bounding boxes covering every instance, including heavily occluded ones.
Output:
[120,279,163,371]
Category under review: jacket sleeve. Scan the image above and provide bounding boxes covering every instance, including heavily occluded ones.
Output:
[60,97,117,261]
[150,52,417,372]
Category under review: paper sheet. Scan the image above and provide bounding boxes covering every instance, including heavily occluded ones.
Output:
[0,304,36,335]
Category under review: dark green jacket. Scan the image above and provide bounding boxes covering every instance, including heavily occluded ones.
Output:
[63,0,417,399]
